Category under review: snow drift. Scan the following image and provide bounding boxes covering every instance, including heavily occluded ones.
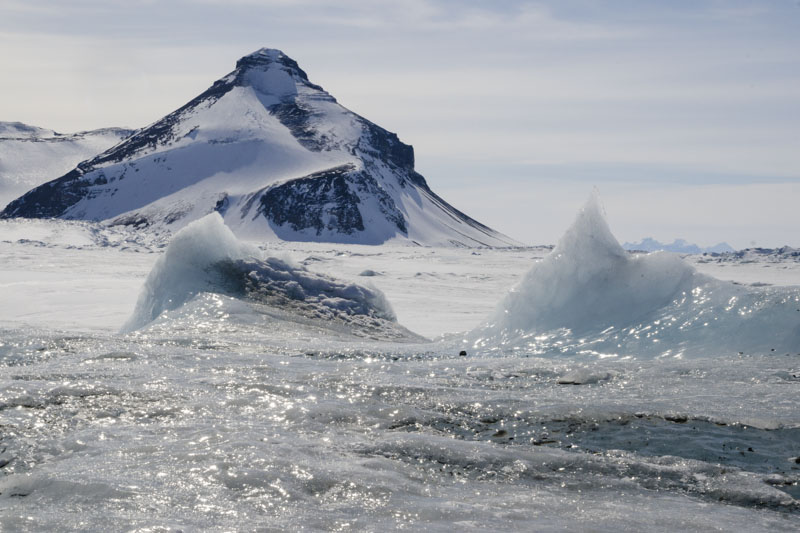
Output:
[472,193,800,358]
[122,214,403,337]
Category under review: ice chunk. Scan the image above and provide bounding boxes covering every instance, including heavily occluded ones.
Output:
[122,213,398,333]
[495,192,698,335]
[122,213,256,332]
[473,192,800,358]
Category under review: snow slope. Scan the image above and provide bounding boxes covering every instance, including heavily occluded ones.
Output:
[1,49,515,247]
[0,121,133,210]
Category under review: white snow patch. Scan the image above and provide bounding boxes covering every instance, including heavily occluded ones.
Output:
[243,65,298,102]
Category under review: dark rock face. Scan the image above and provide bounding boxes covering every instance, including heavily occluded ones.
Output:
[2,168,87,218]
[269,102,331,152]
[358,120,415,171]
[258,164,406,236]
[260,165,363,234]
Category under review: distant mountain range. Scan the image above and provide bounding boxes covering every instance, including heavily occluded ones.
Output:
[623,237,735,254]
[0,122,133,210]
[1,48,516,247]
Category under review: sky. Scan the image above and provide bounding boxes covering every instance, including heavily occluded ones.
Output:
[0,0,798,248]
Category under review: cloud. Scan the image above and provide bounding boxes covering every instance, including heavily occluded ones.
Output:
[0,0,797,245]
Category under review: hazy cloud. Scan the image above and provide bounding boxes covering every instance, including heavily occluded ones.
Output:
[0,0,797,246]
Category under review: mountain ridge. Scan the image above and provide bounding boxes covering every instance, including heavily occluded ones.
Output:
[2,48,515,247]
[0,122,134,210]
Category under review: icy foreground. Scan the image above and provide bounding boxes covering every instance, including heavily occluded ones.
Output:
[1,212,799,530]
[1,49,514,247]
[473,194,800,358]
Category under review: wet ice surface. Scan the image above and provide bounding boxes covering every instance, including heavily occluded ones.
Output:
[1,218,799,531]
[1,322,798,531]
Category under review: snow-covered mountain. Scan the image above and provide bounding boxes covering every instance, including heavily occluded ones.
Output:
[623,237,735,254]
[0,122,133,210]
[1,49,516,247]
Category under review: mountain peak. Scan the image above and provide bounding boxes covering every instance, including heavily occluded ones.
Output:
[241,47,285,59]
[233,48,314,94]
[1,49,517,247]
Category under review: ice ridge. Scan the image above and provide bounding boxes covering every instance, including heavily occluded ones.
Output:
[471,193,800,358]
